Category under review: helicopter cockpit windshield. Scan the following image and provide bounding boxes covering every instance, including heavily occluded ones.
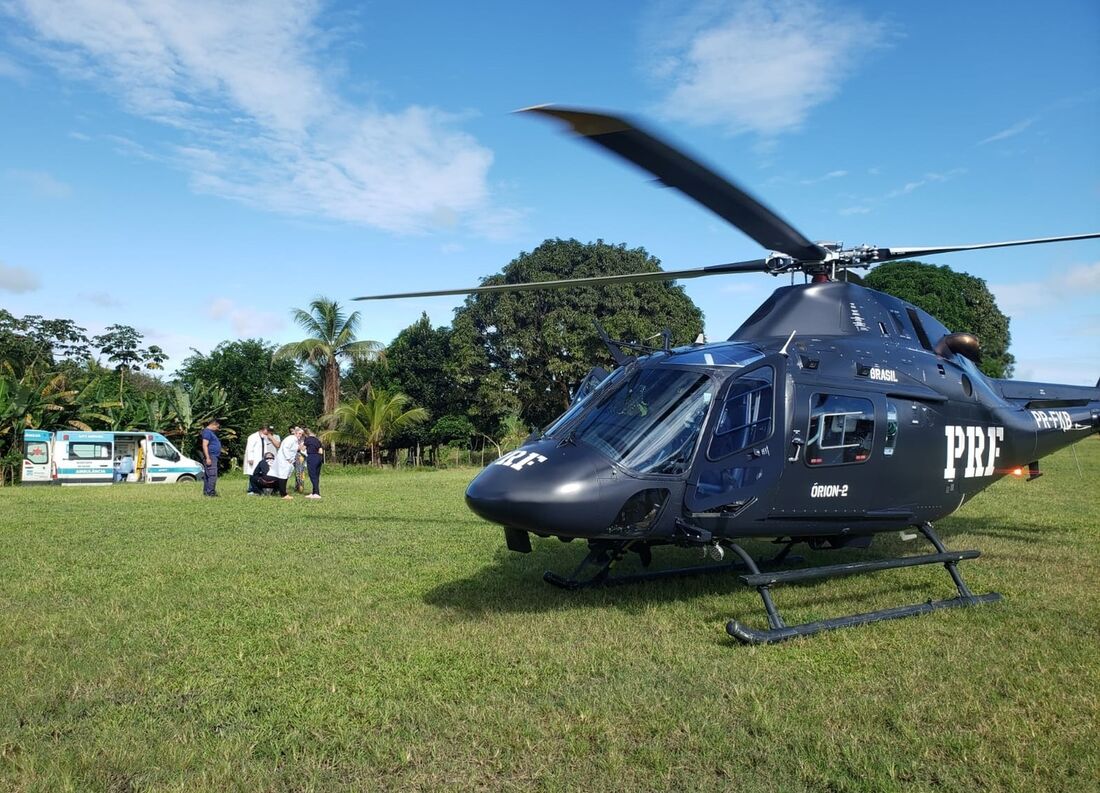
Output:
[548,368,715,475]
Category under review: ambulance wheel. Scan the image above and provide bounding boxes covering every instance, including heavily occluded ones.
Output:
[177,474,196,483]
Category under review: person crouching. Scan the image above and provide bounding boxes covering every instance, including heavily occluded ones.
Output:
[250,452,289,497]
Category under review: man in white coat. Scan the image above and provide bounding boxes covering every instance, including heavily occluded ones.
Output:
[272,426,303,501]
[244,426,281,494]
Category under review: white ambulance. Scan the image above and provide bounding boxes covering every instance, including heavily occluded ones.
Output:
[22,429,203,485]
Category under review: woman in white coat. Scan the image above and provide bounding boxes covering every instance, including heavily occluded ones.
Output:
[272,427,303,501]
[244,426,280,493]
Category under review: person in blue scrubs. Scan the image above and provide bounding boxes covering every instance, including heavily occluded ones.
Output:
[200,418,222,497]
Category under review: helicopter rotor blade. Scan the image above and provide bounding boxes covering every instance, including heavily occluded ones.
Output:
[874,233,1100,264]
[521,105,828,263]
[353,258,771,301]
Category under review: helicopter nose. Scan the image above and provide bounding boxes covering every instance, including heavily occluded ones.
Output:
[465,441,618,537]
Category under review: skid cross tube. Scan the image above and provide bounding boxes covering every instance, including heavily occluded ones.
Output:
[543,539,801,591]
[725,523,1002,645]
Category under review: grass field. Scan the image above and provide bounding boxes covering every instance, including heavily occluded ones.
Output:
[2,444,1098,792]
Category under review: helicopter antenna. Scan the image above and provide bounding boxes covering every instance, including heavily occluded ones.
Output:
[779,329,797,356]
[593,320,628,366]
[1070,443,1083,476]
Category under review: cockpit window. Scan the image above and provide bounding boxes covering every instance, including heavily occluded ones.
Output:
[542,366,628,439]
[708,367,773,460]
[568,368,714,475]
[807,394,874,466]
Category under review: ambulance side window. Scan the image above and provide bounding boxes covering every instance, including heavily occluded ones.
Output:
[806,394,874,466]
[68,442,112,460]
[153,441,180,461]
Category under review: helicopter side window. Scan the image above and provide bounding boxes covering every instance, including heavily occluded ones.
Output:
[806,394,874,466]
[708,368,773,460]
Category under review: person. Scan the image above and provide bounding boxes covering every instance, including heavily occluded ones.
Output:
[200,418,222,497]
[302,428,324,499]
[244,425,281,494]
[113,455,124,483]
[293,436,306,494]
[118,452,135,483]
[271,426,302,501]
[249,451,289,497]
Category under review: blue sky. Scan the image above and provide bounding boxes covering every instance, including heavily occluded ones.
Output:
[1,0,1097,384]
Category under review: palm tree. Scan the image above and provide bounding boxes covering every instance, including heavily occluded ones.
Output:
[276,298,382,452]
[0,368,88,484]
[322,388,428,466]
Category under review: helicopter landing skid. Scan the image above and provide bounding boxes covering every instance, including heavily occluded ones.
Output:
[725,523,1002,645]
[543,539,801,591]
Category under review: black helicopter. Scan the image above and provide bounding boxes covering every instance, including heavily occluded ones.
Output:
[357,107,1100,643]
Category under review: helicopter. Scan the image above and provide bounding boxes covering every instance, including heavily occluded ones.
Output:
[357,106,1100,643]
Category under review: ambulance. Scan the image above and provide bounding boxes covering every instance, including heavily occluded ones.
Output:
[21,429,203,485]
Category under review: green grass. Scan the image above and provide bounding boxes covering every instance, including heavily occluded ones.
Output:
[2,443,1098,792]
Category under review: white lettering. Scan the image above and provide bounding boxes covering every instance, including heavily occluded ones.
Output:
[984,426,1003,476]
[811,483,849,498]
[944,426,965,479]
[1030,410,1073,431]
[868,367,899,382]
[944,425,1003,479]
[492,450,548,472]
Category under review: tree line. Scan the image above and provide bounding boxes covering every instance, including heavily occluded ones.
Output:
[0,239,1013,484]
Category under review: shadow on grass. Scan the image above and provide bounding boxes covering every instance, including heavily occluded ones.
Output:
[936,514,1070,543]
[421,524,1011,617]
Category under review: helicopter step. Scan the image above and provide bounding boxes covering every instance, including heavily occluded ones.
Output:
[543,538,802,591]
[725,523,1002,645]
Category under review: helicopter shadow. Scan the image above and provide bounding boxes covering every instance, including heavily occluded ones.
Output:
[424,537,941,618]
[423,510,1060,618]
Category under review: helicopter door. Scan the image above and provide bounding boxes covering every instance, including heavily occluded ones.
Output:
[684,361,784,527]
[775,389,893,527]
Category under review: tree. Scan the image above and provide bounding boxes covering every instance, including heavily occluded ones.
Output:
[863,261,1015,378]
[450,239,704,430]
[91,325,168,406]
[321,388,428,466]
[176,338,316,444]
[166,380,236,459]
[0,310,90,377]
[276,298,382,451]
[351,312,461,417]
[0,369,89,484]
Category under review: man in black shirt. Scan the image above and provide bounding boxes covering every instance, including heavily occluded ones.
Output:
[302,429,324,499]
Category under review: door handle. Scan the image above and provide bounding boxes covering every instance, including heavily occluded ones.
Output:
[787,436,804,463]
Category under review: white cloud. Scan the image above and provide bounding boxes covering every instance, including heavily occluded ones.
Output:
[0,52,31,81]
[840,167,966,214]
[799,169,847,185]
[9,0,515,236]
[979,116,1036,146]
[991,261,1100,316]
[207,297,285,338]
[79,290,125,308]
[0,261,41,293]
[885,168,966,199]
[5,168,73,198]
[645,0,888,135]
